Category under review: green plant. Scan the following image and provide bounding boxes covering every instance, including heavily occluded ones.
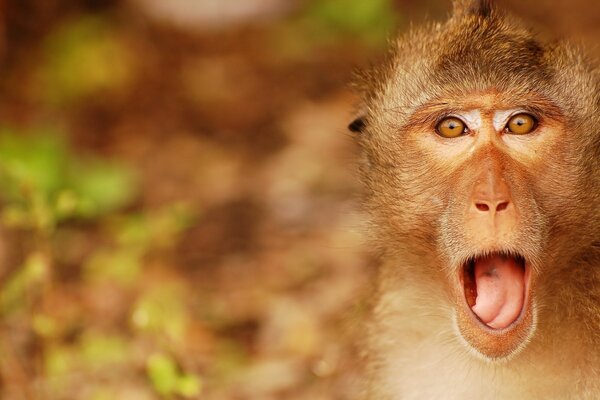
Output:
[0,129,200,399]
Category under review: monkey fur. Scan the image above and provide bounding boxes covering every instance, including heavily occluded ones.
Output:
[354,0,600,398]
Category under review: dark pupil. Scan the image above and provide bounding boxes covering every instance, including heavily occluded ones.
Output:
[448,122,458,129]
[515,118,525,126]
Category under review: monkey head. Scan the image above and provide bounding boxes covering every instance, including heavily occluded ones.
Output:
[353,0,600,360]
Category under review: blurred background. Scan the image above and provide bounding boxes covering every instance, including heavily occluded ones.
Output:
[0,1,597,399]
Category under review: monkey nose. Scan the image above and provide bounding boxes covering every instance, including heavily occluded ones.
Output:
[467,176,517,239]
[471,175,513,215]
[474,199,510,213]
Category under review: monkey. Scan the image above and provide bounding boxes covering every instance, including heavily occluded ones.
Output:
[350,0,600,398]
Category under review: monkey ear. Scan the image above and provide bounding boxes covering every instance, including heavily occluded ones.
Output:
[452,0,494,18]
[348,116,366,134]
[348,105,368,134]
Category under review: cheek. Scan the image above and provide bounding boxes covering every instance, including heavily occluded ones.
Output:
[504,127,582,204]
[502,125,564,165]
[414,132,474,164]
[516,137,579,200]
[367,153,453,238]
[396,145,458,203]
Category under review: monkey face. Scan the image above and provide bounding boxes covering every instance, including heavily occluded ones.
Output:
[356,36,599,360]
[422,92,561,359]
[362,89,577,359]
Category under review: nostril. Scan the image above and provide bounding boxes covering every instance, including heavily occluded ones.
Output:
[496,201,509,212]
[475,203,490,212]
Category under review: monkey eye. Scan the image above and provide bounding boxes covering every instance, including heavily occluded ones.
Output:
[436,117,467,138]
[506,113,537,135]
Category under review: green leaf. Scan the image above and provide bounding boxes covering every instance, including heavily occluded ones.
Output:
[67,160,136,219]
[147,354,179,396]
[32,314,58,338]
[79,333,129,368]
[131,285,187,341]
[146,354,202,398]
[44,345,75,378]
[305,0,397,45]
[176,374,202,397]
[0,253,49,314]
[40,16,134,103]
[84,248,143,285]
[0,132,66,200]
[0,129,138,228]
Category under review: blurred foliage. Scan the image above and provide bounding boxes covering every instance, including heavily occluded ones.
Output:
[272,0,397,61]
[85,205,196,286]
[0,0,381,398]
[132,284,188,340]
[0,252,49,315]
[0,130,199,399]
[38,15,134,104]
[304,0,398,45]
[147,353,202,397]
[0,130,136,233]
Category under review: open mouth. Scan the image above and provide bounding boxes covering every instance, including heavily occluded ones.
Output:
[462,252,530,330]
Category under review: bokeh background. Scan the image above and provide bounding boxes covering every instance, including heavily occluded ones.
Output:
[0,1,598,399]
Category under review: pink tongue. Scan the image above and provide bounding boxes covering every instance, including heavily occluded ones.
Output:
[471,255,525,329]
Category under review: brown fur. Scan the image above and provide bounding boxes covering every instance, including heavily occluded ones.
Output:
[354,0,600,398]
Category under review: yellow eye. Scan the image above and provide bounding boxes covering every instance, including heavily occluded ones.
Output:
[436,117,466,138]
[507,113,537,135]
